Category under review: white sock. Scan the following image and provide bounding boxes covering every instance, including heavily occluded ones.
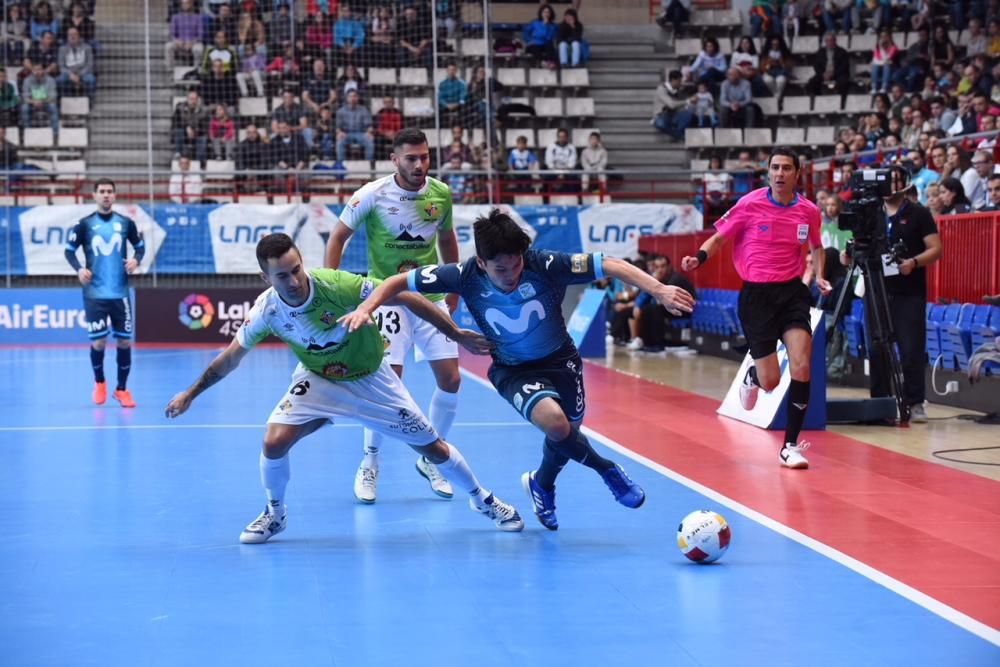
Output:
[362,429,382,466]
[435,442,488,504]
[429,388,459,440]
[259,451,290,512]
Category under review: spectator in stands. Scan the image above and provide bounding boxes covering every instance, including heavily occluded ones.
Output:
[655,0,690,32]
[820,193,852,251]
[809,32,849,97]
[336,64,367,102]
[335,89,373,162]
[268,2,294,54]
[271,89,312,148]
[314,105,334,159]
[544,127,577,193]
[507,134,539,191]
[166,0,205,69]
[580,131,607,193]
[466,64,502,128]
[523,4,558,68]
[438,62,467,124]
[689,37,727,89]
[749,0,780,39]
[955,91,986,135]
[333,5,365,66]
[302,58,337,115]
[822,0,855,34]
[209,104,236,160]
[440,154,473,203]
[691,81,716,127]
[719,67,755,128]
[962,149,995,210]
[435,0,460,40]
[201,59,239,117]
[236,37,267,97]
[0,70,20,127]
[925,181,945,216]
[396,5,432,68]
[983,173,1000,211]
[2,5,31,66]
[168,155,204,204]
[966,18,988,58]
[906,148,940,203]
[367,5,395,66]
[761,35,792,99]
[941,145,968,180]
[938,177,971,213]
[56,27,95,98]
[626,254,696,353]
[870,30,899,94]
[976,114,997,150]
[445,139,474,168]
[269,118,310,198]
[926,96,950,132]
[236,122,270,190]
[236,10,266,59]
[701,155,732,215]
[653,70,693,140]
[171,89,209,164]
[987,18,1000,57]
[30,1,60,43]
[303,10,333,67]
[61,2,94,45]
[209,3,238,47]
[25,30,60,80]
[19,62,59,137]
[730,36,767,97]
[930,23,956,71]
[894,26,930,92]
[556,8,584,68]
[927,143,947,174]
[201,30,239,76]
[373,95,402,158]
[0,126,19,178]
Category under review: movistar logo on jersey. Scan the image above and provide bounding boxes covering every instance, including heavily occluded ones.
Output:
[484,301,545,335]
[91,234,123,257]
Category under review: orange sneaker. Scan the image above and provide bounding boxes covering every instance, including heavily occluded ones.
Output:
[92,381,107,405]
[113,388,136,408]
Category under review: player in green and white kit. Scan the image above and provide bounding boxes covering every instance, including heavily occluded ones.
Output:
[165,234,523,542]
[325,128,462,504]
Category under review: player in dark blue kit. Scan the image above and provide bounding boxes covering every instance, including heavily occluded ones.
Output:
[64,178,145,407]
[341,209,696,530]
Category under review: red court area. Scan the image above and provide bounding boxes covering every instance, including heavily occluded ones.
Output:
[461,352,1000,631]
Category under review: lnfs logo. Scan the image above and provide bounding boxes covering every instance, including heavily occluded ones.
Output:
[179,293,215,330]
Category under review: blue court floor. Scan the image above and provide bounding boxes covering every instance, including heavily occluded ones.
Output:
[1,347,998,666]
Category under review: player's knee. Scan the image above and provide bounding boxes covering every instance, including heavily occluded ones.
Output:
[117,339,131,349]
[543,417,572,442]
[789,357,810,381]
[91,338,107,351]
[261,435,292,458]
[758,371,780,392]
[437,373,460,393]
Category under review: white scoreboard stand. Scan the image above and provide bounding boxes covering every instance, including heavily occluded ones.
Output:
[717,308,827,430]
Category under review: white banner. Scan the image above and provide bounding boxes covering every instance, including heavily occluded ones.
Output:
[578,203,702,258]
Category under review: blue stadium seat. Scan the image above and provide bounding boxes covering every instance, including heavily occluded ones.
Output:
[925,304,947,361]
[844,298,866,357]
[969,305,1000,374]
[927,304,960,367]
[941,304,975,371]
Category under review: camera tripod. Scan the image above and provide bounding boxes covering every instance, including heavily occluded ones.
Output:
[828,242,910,425]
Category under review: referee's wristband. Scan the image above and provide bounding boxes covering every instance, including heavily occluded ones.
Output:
[696,250,708,266]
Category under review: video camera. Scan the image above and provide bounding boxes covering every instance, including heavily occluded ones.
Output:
[837,169,893,242]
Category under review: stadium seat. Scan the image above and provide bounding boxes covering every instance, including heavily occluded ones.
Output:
[537,128,557,147]
[534,97,564,118]
[173,66,196,82]
[891,31,908,47]
[402,97,434,117]
[529,68,559,88]
[565,97,595,118]
[497,68,526,88]
[461,38,487,58]
[744,127,773,145]
[560,68,590,88]
[684,128,713,148]
[572,127,595,147]
[674,38,703,57]
[24,127,54,148]
[690,158,710,172]
[927,304,961,367]
[58,127,88,148]
[205,160,235,178]
[791,35,819,55]
[757,97,779,116]
[470,128,486,146]
[942,304,976,370]
[812,96,842,115]
[373,160,394,175]
[54,159,86,179]
[5,126,19,146]
[60,97,90,116]
[844,94,873,113]
[845,297,866,357]
[238,97,268,118]
[549,195,580,206]
[505,128,533,148]
[714,128,743,147]
[399,67,429,87]
[513,194,545,206]
[783,97,811,114]
[806,126,836,145]
[776,127,806,145]
[850,33,877,52]
[18,195,50,205]
[367,67,397,86]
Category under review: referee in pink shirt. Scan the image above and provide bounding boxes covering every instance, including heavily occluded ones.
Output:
[683,148,831,469]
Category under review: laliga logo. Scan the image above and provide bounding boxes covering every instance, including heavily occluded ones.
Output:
[179,293,215,330]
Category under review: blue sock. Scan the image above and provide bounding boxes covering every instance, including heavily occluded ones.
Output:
[90,346,105,383]
[116,346,131,391]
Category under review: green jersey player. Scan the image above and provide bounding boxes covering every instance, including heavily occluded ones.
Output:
[325,128,463,504]
[165,233,523,543]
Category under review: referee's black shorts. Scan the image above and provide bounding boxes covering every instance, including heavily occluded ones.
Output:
[738,278,812,359]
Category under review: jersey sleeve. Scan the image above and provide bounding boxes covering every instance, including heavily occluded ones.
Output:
[714,197,749,239]
[439,192,454,232]
[64,219,86,270]
[808,203,822,248]
[538,251,606,285]
[126,217,146,263]
[338,183,378,231]
[407,263,463,294]
[235,294,274,350]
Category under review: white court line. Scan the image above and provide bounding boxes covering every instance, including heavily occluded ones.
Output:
[0,421,529,433]
[459,367,1000,647]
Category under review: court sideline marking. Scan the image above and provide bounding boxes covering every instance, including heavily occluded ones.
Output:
[0,421,531,433]
[459,367,1000,648]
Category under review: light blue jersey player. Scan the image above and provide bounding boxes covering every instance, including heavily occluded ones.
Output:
[64,178,145,408]
[340,209,696,530]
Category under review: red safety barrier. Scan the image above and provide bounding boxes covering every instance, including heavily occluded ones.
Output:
[638,231,744,290]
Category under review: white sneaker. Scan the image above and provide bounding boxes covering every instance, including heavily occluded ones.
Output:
[626,337,645,351]
[469,494,524,532]
[779,441,810,469]
[415,456,454,498]
[354,461,378,503]
[239,505,287,544]
[910,403,927,423]
[739,368,759,411]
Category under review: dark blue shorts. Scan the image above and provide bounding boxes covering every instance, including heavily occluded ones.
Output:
[487,345,586,422]
[83,296,133,340]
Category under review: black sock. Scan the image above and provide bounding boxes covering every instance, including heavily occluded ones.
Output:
[90,346,105,383]
[784,379,810,445]
[535,440,569,491]
[116,346,132,391]
[747,365,761,388]
[545,426,615,475]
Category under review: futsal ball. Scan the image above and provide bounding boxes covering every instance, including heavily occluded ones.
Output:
[677,510,731,563]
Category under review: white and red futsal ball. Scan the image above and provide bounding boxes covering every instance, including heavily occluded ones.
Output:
[677,510,732,563]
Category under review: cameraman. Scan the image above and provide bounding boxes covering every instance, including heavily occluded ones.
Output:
[845,166,941,422]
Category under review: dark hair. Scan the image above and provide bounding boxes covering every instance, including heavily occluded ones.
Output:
[667,69,682,80]
[702,36,719,51]
[393,127,428,150]
[563,8,579,23]
[939,177,970,205]
[93,177,116,192]
[988,173,1000,183]
[256,232,299,270]
[736,35,758,55]
[768,146,800,170]
[474,209,531,261]
[538,3,554,21]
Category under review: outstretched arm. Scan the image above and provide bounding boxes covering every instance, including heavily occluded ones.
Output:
[602,256,696,315]
[338,273,411,332]
[681,232,727,272]
[391,291,492,355]
[165,338,251,418]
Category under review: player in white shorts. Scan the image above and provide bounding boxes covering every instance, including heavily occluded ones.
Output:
[325,128,462,504]
[165,233,523,543]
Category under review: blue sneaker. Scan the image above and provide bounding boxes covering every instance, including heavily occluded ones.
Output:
[600,464,646,508]
[521,471,558,531]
